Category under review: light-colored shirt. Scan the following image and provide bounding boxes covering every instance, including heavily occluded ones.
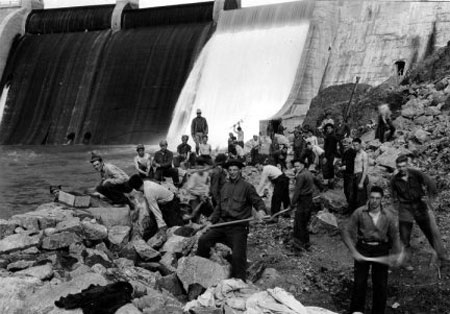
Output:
[101,163,129,185]
[306,136,318,146]
[134,153,151,173]
[236,130,244,142]
[199,143,211,156]
[256,165,282,196]
[186,172,210,198]
[143,181,175,228]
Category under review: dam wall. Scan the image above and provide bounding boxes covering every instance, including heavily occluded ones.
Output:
[278,0,450,125]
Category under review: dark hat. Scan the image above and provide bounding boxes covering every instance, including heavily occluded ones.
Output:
[324,123,334,130]
[224,159,244,169]
[90,152,102,163]
[214,153,227,166]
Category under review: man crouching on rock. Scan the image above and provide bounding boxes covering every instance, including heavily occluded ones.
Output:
[342,186,402,314]
[90,153,132,206]
[196,160,267,281]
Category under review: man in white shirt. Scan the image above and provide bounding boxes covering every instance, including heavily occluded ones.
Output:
[256,161,290,222]
[128,174,183,231]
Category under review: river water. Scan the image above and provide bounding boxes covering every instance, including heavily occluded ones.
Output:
[0,145,154,219]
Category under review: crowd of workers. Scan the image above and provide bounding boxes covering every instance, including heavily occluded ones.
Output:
[87,106,448,314]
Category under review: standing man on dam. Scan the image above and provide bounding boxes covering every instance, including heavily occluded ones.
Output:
[191,109,208,154]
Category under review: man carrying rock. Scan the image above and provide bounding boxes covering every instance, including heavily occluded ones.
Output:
[197,160,267,281]
[390,155,449,266]
[255,159,290,223]
[128,174,183,233]
[191,109,208,154]
[342,186,402,314]
[153,140,180,187]
[90,153,131,206]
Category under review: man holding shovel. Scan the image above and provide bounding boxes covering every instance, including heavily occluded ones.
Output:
[342,186,402,314]
[196,159,267,281]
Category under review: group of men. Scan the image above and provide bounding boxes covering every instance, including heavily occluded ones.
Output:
[87,109,449,314]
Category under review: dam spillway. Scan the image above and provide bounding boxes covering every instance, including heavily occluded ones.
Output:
[0,2,214,145]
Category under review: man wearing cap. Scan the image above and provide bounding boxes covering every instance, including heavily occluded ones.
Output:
[90,153,131,205]
[191,109,208,154]
[134,144,152,179]
[153,140,180,187]
[197,160,267,281]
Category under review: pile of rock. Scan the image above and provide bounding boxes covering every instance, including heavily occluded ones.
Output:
[0,200,233,313]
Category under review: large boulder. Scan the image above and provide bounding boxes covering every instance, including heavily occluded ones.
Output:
[41,232,81,250]
[16,263,54,280]
[176,256,230,291]
[86,207,131,228]
[0,219,19,239]
[319,190,348,214]
[11,203,74,231]
[401,98,426,119]
[375,146,411,170]
[0,232,42,254]
[0,276,42,313]
[132,239,160,261]
[161,235,195,256]
[80,220,108,240]
[108,225,131,250]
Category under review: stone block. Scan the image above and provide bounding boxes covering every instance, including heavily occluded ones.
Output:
[108,225,130,250]
[176,256,230,291]
[0,219,18,239]
[7,260,34,271]
[55,217,81,234]
[85,207,130,228]
[0,233,41,254]
[132,239,160,261]
[115,303,142,314]
[161,235,195,256]
[41,232,81,250]
[16,264,53,280]
[80,220,108,240]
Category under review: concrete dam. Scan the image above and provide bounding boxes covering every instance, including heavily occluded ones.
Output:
[0,0,449,147]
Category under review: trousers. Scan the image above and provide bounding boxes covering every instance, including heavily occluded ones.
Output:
[271,174,290,215]
[293,194,312,247]
[197,224,249,281]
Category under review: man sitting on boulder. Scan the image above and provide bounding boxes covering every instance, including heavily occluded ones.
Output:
[153,140,180,187]
[197,160,267,281]
[90,153,131,206]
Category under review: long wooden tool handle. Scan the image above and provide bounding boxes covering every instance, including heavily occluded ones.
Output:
[210,218,256,228]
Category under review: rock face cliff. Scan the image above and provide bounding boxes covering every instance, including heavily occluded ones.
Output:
[279,0,450,121]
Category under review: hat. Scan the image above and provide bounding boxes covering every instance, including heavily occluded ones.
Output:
[90,152,102,163]
[196,109,202,114]
[324,123,334,130]
[136,144,145,151]
[214,153,227,166]
[224,159,244,169]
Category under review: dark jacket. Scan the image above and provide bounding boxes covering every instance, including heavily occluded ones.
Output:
[324,133,338,158]
[291,168,322,205]
[209,176,266,223]
[191,116,208,136]
[153,149,174,168]
[210,167,227,205]
[390,168,437,204]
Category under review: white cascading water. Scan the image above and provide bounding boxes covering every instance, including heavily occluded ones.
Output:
[167,1,312,148]
[0,85,10,127]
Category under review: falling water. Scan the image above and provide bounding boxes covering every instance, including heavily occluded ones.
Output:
[167,1,312,148]
[0,85,9,126]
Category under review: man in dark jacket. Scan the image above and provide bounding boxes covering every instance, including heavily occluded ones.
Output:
[191,109,208,154]
[153,140,180,187]
[209,154,228,206]
[197,160,267,281]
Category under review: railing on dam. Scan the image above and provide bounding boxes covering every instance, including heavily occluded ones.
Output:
[0,0,21,8]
